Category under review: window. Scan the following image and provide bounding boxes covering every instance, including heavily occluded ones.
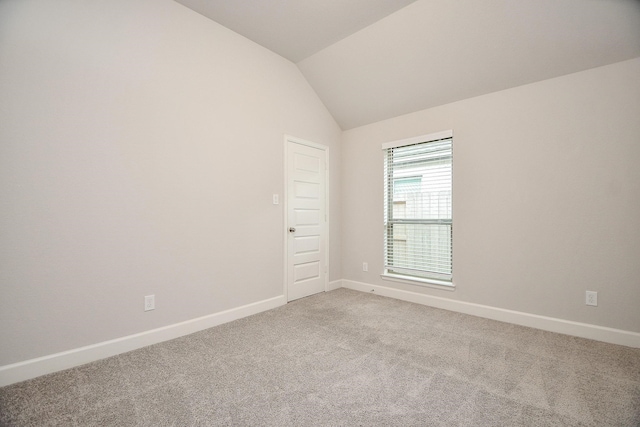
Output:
[383,130,453,286]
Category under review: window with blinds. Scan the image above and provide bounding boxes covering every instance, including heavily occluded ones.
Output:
[383,131,452,284]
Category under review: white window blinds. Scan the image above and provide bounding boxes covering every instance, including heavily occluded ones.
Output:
[383,132,452,282]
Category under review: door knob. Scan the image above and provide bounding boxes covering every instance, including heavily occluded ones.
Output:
[289,227,296,233]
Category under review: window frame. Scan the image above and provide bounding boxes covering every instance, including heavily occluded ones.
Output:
[381,130,454,289]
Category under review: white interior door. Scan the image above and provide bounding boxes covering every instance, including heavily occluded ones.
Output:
[286,137,327,302]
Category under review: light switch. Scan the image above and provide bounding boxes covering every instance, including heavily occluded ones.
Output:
[272,194,279,205]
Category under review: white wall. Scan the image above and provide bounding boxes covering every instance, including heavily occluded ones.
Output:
[2,0,638,376]
[342,58,640,333]
[0,0,341,366]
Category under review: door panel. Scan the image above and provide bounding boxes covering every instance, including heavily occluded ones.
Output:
[293,181,320,199]
[294,236,320,253]
[294,261,320,282]
[295,209,320,225]
[287,139,327,301]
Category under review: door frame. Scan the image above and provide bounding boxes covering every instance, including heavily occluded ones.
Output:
[283,135,330,301]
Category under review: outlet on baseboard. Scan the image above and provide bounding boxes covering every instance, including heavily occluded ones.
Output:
[144,295,155,311]
[585,291,597,307]
[362,262,368,272]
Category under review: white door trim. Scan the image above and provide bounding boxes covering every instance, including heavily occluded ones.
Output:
[283,135,329,301]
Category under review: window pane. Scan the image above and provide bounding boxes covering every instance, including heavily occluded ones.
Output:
[392,156,451,220]
[384,136,452,282]
[386,223,452,277]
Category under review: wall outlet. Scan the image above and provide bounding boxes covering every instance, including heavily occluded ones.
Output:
[585,291,597,307]
[362,262,368,272]
[144,295,155,311]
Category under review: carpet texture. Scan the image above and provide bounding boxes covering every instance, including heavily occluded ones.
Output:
[1,288,639,426]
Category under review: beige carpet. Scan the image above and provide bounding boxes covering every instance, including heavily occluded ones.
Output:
[1,288,639,426]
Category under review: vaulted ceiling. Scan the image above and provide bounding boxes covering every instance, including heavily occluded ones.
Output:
[175,0,640,130]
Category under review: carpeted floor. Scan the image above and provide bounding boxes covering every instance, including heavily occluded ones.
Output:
[1,288,639,426]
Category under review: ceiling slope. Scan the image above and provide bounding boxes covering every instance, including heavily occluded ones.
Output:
[298,0,640,129]
[174,0,418,62]
[174,0,640,130]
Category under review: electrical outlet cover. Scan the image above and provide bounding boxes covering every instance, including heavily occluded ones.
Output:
[145,295,155,311]
[586,291,597,306]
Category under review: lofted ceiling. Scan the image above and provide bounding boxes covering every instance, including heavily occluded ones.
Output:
[175,0,640,130]
[174,0,419,62]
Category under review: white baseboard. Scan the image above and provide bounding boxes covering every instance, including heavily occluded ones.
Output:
[342,279,640,348]
[0,295,286,387]
[4,281,637,387]
[327,279,342,291]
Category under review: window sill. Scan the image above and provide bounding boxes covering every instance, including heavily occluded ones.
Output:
[380,272,455,291]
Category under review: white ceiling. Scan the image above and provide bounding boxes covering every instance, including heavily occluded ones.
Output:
[175,0,640,130]
[174,0,419,62]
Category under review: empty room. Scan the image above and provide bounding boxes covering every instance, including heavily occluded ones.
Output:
[1,0,639,425]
